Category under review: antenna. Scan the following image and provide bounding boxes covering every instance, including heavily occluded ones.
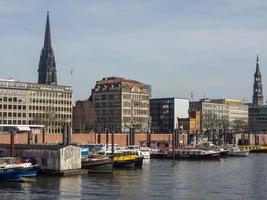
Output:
[70,68,73,86]
[190,91,194,101]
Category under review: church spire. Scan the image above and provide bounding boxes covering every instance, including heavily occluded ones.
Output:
[44,11,52,48]
[38,12,57,85]
[253,53,264,106]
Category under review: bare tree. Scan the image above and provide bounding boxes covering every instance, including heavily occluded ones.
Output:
[73,100,96,133]
[231,119,248,132]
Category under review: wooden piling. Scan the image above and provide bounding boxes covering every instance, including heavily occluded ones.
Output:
[10,130,15,157]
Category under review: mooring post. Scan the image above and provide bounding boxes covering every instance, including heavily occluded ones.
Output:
[27,131,31,145]
[196,130,198,146]
[42,127,46,144]
[10,130,15,157]
[105,128,109,150]
[111,131,114,161]
[172,130,175,160]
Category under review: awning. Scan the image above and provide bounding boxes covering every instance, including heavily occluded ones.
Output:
[17,126,31,132]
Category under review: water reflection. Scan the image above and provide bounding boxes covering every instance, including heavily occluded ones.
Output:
[0,155,266,200]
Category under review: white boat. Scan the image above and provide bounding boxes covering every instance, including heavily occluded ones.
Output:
[139,147,151,159]
[126,145,151,159]
[227,145,249,157]
[197,142,229,157]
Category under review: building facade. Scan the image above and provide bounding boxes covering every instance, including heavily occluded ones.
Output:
[210,99,248,130]
[249,106,267,131]
[150,98,189,133]
[91,77,150,133]
[190,99,229,133]
[0,79,72,133]
[178,110,201,132]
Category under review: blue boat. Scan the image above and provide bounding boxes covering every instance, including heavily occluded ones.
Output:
[0,166,25,181]
[23,166,39,177]
[12,162,39,177]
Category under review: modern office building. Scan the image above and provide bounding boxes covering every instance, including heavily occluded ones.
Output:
[210,99,248,129]
[91,77,150,133]
[249,106,267,131]
[150,98,189,133]
[0,79,72,133]
[190,99,229,133]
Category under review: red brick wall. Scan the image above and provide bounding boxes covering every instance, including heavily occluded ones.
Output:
[2,132,265,146]
[0,133,172,146]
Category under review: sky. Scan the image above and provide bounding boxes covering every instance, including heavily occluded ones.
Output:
[1,0,267,102]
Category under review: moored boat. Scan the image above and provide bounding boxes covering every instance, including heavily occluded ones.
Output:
[112,150,143,168]
[227,145,249,157]
[197,142,229,157]
[82,154,113,173]
[13,162,39,177]
[126,145,151,159]
[151,147,220,160]
[0,157,39,177]
[0,165,25,181]
[176,148,221,160]
[140,147,151,159]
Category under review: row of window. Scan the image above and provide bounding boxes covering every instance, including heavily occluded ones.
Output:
[123,117,148,123]
[0,112,72,119]
[123,109,149,115]
[122,94,149,100]
[30,91,72,98]
[94,101,120,108]
[31,99,72,105]
[97,117,120,123]
[0,120,27,125]
[0,104,27,110]
[0,112,26,117]
[29,106,72,112]
[94,85,121,92]
[96,110,120,115]
[0,98,72,105]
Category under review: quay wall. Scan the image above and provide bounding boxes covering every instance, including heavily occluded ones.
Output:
[0,133,173,146]
[0,132,266,146]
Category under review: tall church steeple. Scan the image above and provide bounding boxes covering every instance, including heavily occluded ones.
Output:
[38,11,57,85]
[253,53,264,106]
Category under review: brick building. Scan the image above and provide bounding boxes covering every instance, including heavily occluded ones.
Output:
[91,77,150,133]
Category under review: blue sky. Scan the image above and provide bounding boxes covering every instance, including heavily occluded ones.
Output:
[1,0,267,102]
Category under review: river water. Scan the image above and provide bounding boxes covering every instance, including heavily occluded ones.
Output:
[0,154,266,200]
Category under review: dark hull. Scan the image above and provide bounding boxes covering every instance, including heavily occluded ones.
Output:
[22,166,40,177]
[219,151,229,158]
[82,159,113,173]
[177,153,220,160]
[151,153,174,159]
[135,157,143,168]
[151,152,220,160]
[0,167,25,181]
[113,160,136,168]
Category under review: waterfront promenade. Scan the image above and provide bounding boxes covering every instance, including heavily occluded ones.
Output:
[0,154,266,200]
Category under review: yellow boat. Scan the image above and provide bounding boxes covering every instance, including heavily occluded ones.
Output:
[113,151,143,168]
[240,145,267,152]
